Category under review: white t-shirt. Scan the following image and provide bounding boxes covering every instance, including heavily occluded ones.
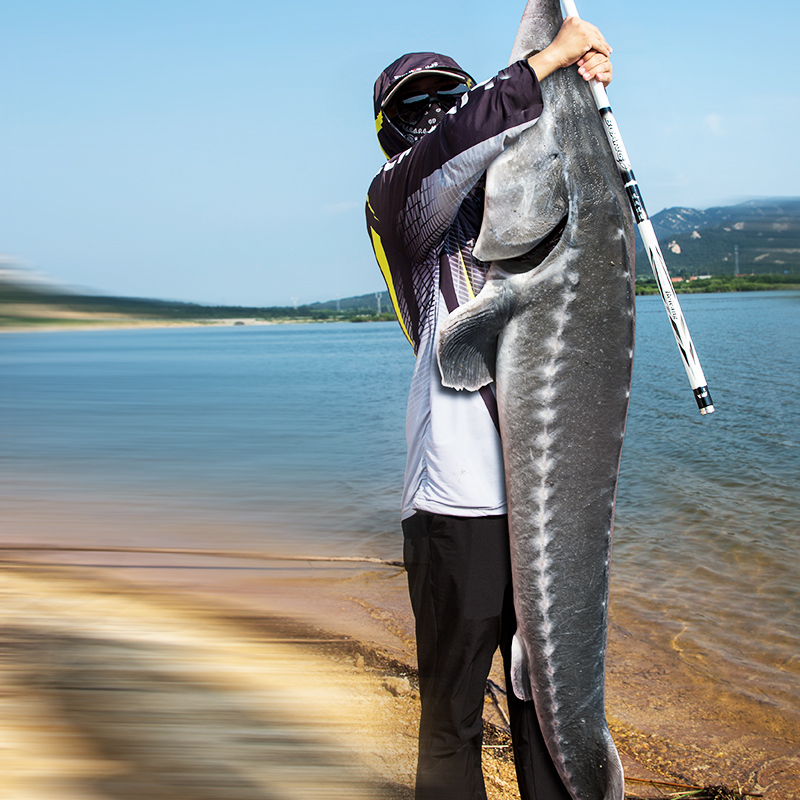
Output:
[402,297,506,519]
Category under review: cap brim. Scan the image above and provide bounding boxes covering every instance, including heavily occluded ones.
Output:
[380,69,473,111]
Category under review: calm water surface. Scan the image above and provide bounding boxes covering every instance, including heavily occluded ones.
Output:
[615,291,800,714]
[3,291,799,718]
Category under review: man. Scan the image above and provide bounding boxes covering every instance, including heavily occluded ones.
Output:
[365,17,613,800]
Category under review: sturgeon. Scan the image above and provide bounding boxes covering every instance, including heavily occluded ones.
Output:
[436,3,634,799]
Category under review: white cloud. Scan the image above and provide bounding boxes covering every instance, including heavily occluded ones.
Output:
[322,201,362,215]
[703,113,724,137]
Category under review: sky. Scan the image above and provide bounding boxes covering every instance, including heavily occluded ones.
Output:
[2,0,798,307]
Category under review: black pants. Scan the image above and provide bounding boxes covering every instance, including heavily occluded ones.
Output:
[402,511,572,800]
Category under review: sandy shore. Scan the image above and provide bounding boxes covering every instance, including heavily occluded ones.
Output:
[1,549,798,800]
[0,314,304,333]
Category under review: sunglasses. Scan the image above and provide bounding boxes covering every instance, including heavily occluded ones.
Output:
[391,83,470,125]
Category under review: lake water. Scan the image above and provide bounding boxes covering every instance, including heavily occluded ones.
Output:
[2,291,799,728]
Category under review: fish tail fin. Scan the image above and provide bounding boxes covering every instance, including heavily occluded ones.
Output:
[437,284,512,391]
[510,631,534,702]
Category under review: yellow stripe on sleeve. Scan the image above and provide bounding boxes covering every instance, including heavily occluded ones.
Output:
[369,226,413,348]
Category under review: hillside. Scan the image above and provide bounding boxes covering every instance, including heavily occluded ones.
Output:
[0,265,396,328]
[3,197,798,328]
[310,291,390,314]
[634,198,800,278]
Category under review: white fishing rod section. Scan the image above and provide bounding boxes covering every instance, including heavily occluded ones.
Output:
[561,0,714,415]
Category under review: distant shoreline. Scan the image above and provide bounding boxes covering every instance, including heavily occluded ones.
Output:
[634,274,800,295]
[0,316,326,333]
[2,277,798,332]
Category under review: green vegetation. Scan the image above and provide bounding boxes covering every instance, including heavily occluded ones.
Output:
[5,195,800,329]
[349,312,398,323]
[635,199,800,277]
[4,271,799,330]
[635,273,800,296]
[0,279,398,328]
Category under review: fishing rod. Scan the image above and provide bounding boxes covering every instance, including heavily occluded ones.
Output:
[561,0,715,415]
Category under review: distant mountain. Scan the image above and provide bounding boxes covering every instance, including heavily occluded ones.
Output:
[0,267,348,326]
[310,291,391,314]
[634,197,800,277]
[5,197,797,327]
[321,199,800,308]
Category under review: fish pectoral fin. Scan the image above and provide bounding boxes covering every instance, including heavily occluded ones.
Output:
[437,285,512,391]
[510,631,534,702]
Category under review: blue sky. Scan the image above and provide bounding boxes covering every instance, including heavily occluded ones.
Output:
[2,0,798,306]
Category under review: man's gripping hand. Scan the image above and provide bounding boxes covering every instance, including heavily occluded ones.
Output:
[528,16,613,86]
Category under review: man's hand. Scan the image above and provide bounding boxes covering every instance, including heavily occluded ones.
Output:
[528,16,613,86]
[577,50,612,86]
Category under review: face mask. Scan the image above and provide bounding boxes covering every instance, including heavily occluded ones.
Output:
[388,82,469,144]
[394,101,449,144]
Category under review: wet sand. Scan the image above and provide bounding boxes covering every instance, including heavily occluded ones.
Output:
[1,551,798,799]
[0,314,299,333]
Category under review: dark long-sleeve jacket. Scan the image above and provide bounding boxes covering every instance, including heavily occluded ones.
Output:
[366,59,544,519]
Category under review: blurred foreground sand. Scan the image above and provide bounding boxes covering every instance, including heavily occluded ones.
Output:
[1,561,798,800]
[0,564,512,800]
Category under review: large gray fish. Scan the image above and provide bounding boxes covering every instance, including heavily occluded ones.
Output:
[436,3,634,800]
